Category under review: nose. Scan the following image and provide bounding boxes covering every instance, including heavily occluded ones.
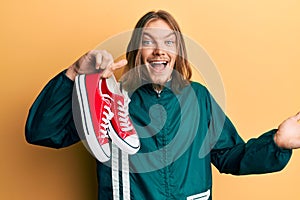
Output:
[153,42,166,56]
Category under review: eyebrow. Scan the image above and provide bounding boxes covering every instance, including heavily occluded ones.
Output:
[142,31,176,39]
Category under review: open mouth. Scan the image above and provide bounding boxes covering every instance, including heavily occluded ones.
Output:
[148,60,168,72]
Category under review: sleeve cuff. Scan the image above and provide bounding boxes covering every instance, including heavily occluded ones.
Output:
[61,69,75,88]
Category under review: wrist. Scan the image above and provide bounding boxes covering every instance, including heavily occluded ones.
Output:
[65,64,78,81]
[274,130,291,150]
[273,132,281,147]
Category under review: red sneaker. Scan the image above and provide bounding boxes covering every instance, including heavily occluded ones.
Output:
[74,73,113,162]
[100,75,140,154]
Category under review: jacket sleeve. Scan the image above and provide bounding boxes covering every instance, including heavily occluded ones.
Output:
[205,89,292,175]
[25,70,80,148]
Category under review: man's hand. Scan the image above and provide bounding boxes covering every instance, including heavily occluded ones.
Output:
[65,50,127,81]
[274,112,300,149]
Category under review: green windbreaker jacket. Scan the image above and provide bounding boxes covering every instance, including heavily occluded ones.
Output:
[25,71,292,200]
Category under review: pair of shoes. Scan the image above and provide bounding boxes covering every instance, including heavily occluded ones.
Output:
[74,73,140,162]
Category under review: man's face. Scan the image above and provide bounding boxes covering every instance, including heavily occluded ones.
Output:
[141,19,177,85]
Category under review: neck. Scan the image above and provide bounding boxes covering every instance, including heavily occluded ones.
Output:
[152,83,164,92]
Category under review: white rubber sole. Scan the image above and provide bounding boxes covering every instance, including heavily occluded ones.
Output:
[108,122,140,155]
[75,75,110,162]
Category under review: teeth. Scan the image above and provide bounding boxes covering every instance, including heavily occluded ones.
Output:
[150,61,168,65]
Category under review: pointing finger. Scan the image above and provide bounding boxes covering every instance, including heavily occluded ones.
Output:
[110,59,128,71]
[101,59,128,78]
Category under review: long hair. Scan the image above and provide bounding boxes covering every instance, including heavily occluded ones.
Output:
[121,10,192,93]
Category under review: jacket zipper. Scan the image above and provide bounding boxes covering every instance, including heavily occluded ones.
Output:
[155,89,162,98]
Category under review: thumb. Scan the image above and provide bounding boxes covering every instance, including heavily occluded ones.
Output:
[95,52,103,70]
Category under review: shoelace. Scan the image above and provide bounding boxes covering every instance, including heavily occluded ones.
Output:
[117,100,133,132]
[99,95,114,138]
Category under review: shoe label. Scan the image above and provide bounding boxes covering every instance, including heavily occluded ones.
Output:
[187,189,210,200]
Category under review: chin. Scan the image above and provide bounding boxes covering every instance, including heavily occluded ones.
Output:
[150,77,169,85]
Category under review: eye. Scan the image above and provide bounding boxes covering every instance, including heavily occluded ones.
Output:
[165,40,175,46]
[142,40,154,46]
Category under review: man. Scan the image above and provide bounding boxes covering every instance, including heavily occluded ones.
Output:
[25,10,300,200]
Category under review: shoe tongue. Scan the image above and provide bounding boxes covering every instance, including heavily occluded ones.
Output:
[106,75,121,93]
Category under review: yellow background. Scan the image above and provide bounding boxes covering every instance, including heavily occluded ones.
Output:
[1,0,300,199]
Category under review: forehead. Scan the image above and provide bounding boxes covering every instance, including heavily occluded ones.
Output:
[143,19,175,38]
